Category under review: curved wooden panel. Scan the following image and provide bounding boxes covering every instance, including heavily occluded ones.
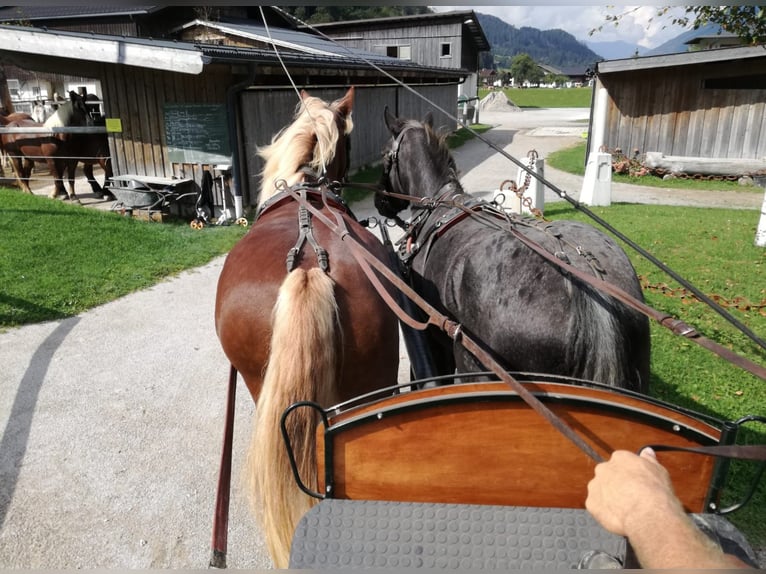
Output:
[316,382,721,513]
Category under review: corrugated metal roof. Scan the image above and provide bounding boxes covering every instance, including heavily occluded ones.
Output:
[0,24,466,79]
[597,44,766,74]
[0,24,199,52]
[0,6,159,21]
[187,18,392,63]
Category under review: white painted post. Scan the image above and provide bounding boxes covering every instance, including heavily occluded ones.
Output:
[755,188,766,247]
[580,85,612,206]
[494,188,522,214]
[580,152,613,206]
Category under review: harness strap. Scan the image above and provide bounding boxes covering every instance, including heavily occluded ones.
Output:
[287,191,328,272]
[209,364,238,569]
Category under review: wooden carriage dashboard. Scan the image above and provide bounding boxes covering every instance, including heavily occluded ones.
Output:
[312,380,724,513]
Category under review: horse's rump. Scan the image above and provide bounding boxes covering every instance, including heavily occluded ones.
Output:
[413,214,650,392]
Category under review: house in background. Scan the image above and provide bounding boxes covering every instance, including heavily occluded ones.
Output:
[684,31,744,51]
[537,63,590,87]
[302,10,490,101]
[589,44,766,167]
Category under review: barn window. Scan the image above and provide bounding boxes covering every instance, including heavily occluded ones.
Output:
[385,45,411,60]
[441,42,452,58]
[7,79,19,98]
[703,75,766,89]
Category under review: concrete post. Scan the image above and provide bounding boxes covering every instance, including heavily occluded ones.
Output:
[496,158,545,214]
[755,188,766,247]
[580,151,613,206]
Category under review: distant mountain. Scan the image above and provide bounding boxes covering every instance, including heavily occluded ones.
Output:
[586,40,645,60]
[644,23,722,56]
[477,12,601,71]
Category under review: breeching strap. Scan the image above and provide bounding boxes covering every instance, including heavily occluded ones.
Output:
[283,183,606,463]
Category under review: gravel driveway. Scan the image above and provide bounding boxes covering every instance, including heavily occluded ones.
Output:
[1,107,762,568]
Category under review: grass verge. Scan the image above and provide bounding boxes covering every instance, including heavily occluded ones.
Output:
[478,86,593,108]
[548,141,762,192]
[0,189,247,329]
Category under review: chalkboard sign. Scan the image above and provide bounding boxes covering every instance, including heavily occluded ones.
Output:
[164,103,231,165]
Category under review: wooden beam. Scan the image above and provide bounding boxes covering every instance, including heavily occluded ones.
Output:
[645,151,766,176]
[0,27,204,74]
[0,126,107,134]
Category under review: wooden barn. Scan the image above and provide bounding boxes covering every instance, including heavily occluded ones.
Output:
[305,10,489,101]
[0,7,476,215]
[589,45,766,169]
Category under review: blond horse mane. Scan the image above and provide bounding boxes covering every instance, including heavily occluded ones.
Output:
[257,91,353,207]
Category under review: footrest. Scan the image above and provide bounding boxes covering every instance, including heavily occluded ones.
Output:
[289,499,625,569]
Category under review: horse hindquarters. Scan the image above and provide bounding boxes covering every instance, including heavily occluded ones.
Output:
[246,267,340,568]
[421,223,650,393]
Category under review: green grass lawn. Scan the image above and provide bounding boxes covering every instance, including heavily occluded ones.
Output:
[478,86,593,108]
[0,190,247,328]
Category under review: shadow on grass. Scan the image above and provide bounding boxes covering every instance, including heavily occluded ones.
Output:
[0,293,70,328]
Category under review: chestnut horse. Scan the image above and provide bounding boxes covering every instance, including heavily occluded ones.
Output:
[214,87,399,567]
[0,91,92,199]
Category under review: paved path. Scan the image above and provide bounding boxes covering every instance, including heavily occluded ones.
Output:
[1,108,763,568]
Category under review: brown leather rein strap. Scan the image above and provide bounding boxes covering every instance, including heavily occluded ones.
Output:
[282,182,605,463]
[210,364,238,568]
[647,444,766,461]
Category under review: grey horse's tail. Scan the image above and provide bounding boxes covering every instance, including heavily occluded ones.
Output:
[567,281,648,393]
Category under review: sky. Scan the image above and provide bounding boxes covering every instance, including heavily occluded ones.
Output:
[429,5,693,50]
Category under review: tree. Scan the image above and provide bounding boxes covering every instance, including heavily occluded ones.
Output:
[510,53,543,86]
[592,6,766,45]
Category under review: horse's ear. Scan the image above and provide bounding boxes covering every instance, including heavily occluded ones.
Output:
[424,111,434,128]
[300,89,310,101]
[334,86,355,116]
[384,106,401,135]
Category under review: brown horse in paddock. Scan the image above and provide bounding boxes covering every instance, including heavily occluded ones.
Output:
[0,111,33,179]
[214,87,399,567]
[0,91,91,199]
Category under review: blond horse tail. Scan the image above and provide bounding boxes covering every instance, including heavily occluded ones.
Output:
[246,268,340,568]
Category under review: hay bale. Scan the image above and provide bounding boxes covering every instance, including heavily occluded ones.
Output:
[479,91,521,112]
